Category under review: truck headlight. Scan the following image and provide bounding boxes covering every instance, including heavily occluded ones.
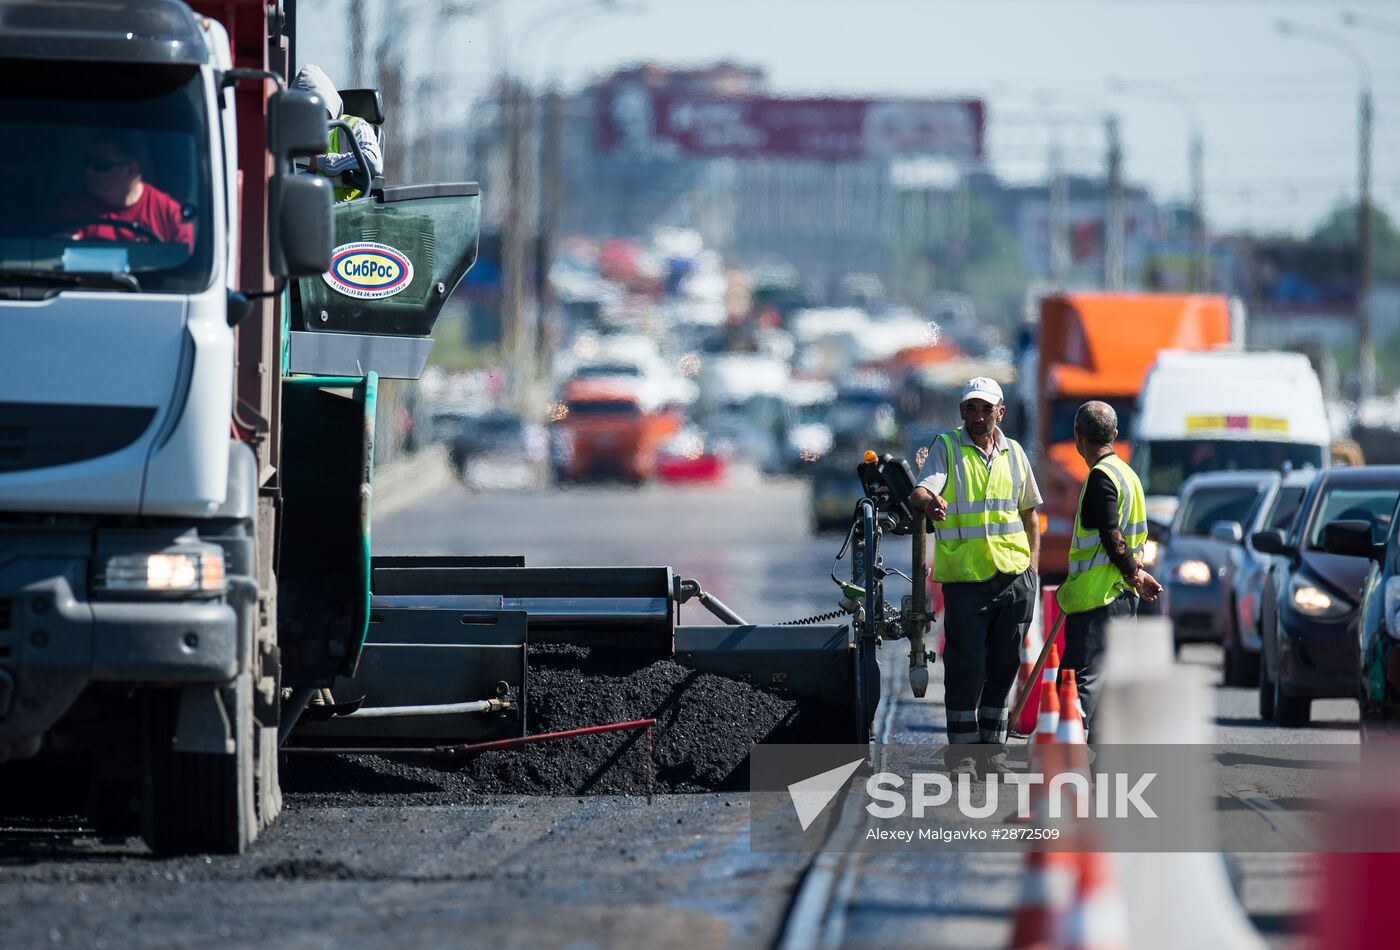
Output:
[1176,559,1213,585]
[97,550,225,595]
[1290,577,1346,618]
[1141,539,1159,567]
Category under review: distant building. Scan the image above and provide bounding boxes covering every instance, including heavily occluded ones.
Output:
[456,62,1166,318]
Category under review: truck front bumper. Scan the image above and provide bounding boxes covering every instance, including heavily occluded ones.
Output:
[0,552,236,757]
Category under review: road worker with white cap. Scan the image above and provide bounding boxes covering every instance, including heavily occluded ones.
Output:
[910,377,1042,779]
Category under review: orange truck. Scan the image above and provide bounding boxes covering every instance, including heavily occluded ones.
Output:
[555,380,680,483]
[1035,293,1235,580]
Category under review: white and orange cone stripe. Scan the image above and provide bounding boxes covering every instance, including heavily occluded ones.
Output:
[1035,644,1061,747]
[1056,669,1087,747]
[1062,849,1129,950]
[1008,846,1078,949]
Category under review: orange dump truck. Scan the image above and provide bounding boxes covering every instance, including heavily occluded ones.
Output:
[1035,293,1235,580]
[555,380,680,484]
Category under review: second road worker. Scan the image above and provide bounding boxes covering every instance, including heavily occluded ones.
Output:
[291,64,384,201]
[911,377,1041,779]
[1055,400,1162,742]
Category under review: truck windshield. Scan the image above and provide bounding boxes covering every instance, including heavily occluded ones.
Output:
[0,59,212,294]
[1050,397,1135,444]
[1175,485,1263,537]
[567,400,642,418]
[1135,440,1324,497]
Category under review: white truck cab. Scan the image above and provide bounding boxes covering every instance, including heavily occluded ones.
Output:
[1132,349,1331,530]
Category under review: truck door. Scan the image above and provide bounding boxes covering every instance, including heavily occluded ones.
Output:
[279,183,481,689]
[288,183,481,380]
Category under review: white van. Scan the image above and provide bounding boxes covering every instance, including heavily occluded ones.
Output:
[1132,350,1330,529]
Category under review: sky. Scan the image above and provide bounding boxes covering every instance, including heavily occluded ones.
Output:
[301,0,1400,236]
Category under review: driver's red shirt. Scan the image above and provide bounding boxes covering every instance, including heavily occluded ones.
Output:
[53,183,193,250]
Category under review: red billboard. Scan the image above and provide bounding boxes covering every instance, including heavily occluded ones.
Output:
[596,84,985,162]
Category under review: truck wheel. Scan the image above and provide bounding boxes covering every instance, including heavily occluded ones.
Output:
[141,676,256,856]
[254,720,281,831]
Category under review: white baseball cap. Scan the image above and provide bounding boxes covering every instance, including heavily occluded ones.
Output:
[960,377,1004,406]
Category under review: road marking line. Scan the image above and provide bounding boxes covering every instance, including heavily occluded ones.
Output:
[1227,785,1317,850]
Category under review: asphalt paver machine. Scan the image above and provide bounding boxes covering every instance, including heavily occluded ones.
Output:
[0,0,930,855]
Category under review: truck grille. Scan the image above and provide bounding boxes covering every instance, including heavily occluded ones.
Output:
[0,402,156,473]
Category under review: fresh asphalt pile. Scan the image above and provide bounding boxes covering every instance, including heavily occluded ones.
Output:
[282,644,849,803]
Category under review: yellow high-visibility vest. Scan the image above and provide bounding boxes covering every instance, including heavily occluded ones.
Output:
[1057,453,1148,614]
[327,116,366,201]
[931,428,1031,583]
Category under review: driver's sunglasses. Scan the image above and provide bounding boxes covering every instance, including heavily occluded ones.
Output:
[85,156,131,173]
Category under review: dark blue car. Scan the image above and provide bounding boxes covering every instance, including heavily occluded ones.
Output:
[1254,466,1400,727]
[1332,492,1400,737]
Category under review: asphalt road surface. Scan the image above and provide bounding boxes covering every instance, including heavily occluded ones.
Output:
[0,464,1357,948]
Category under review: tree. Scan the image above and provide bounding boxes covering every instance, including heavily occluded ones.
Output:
[1309,201,1400,284]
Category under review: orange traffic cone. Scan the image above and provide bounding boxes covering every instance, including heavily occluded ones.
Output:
[1053,670,1128,949]
[1032,658,1062,783]
[1042,641,1060,694]
[1008,845,1077,949]
[1012,644,1077,949]
[1062,848,1129,950]
[1056,670,1087,746]
[1016,630,1037,696]
[1034,645,1061,748]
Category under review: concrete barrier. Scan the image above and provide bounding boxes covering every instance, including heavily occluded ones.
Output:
[1099,616,1266,950]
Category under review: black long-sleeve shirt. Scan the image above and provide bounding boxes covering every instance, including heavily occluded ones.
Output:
[1080,458,1140,577]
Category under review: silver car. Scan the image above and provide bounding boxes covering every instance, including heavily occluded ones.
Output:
[1224,469,1317,686]
[1163,471,1277,654]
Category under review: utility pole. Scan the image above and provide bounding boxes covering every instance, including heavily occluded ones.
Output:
[1048,140,1069,287]
[1278,18,1376,399]
[348,0,367,87]
[1189,130,1206,291]
[538,85,563,382]
[501,81,533,412]
[1104,114,1125,292]
[1358,86,1376,399]
[1107,78,1207,291]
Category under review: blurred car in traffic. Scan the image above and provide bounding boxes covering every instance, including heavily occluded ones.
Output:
[656,428,725,485]
[810,453,862,532]
[1223,469,1314,686]
[780,379,836,471]
[553,380,681,484]
[1341,494,1400,736]
[1254,466,1400,726]
[448,412,546,491]
[448,411,523,472]
[1162,471,1274,654]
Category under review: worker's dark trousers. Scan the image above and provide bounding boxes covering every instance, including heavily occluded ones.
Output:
[941,567,1037,762]
[1062,591,1138,744]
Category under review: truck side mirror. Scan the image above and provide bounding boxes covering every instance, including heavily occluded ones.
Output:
[270,88,329,160]
[1209,520,1244,544]
[270,174,332,278]
[1322,520,1381,560]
